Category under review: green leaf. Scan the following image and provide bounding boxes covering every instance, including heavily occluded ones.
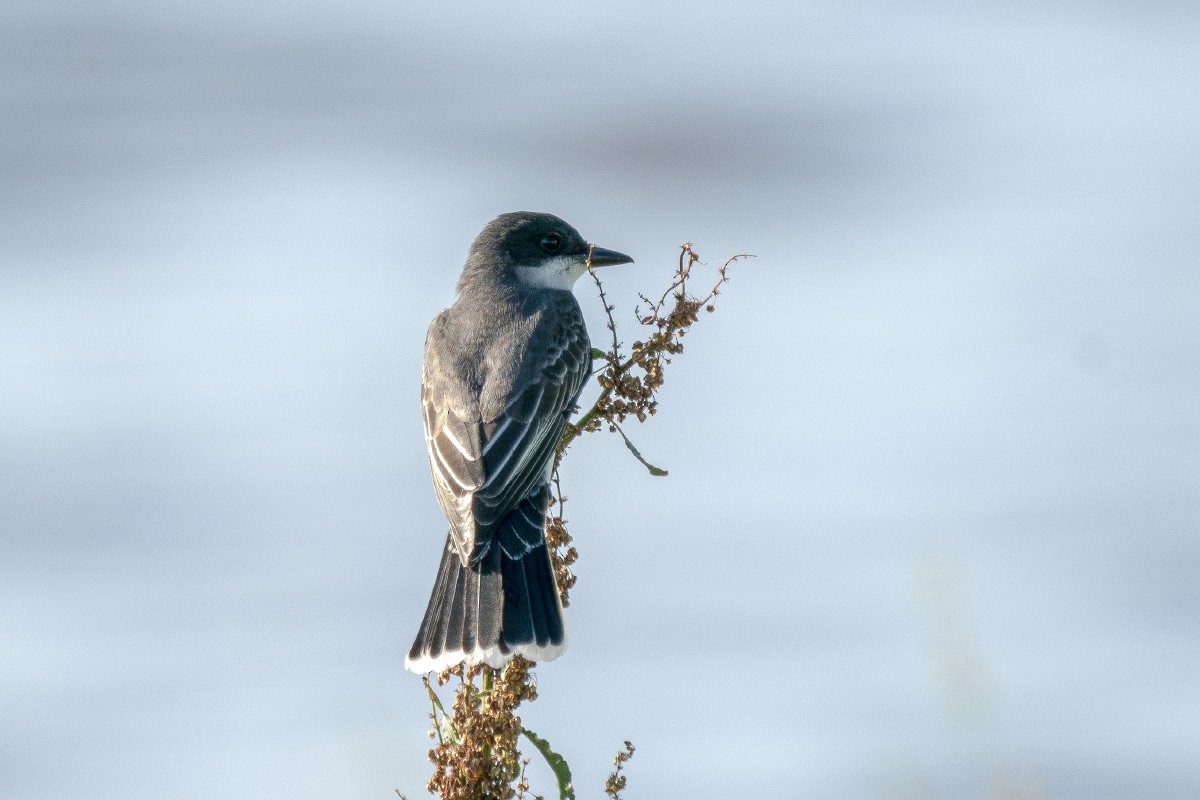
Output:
[590,348,607,360]
[613,423,668,476]
[521,727,575,800]
[422,677,453,745]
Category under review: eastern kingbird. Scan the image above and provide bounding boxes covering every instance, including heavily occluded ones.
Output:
[405,212,633,673]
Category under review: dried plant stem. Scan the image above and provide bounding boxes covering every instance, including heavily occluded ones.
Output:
[561,244,751,452]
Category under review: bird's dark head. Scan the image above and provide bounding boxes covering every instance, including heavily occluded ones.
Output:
[461,211,633,292]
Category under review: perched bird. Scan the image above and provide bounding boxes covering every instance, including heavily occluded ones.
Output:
[405,212,633,673]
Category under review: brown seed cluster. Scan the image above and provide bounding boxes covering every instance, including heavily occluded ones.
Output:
[564,243,743,442]
[604,741,636,800]
[550,243,746,570]
[543,472,578,608]
[425,659,538,800]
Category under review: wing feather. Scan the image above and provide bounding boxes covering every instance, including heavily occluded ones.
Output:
[421,293,591,564]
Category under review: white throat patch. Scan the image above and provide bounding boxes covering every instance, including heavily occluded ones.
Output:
[513,255,588,291]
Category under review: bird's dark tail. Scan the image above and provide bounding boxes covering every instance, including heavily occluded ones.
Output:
[405,495,566,672]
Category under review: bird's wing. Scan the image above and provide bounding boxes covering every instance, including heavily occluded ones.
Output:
[471,298,591,558]
[421,350,485,562]
[422,297,591,564]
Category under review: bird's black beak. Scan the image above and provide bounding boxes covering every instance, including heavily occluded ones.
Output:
[583,245,634,267]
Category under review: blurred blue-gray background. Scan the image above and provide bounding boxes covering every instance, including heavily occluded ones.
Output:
[2,2,1198,798]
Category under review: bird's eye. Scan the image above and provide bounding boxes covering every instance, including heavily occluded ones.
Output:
[540,233,563,253]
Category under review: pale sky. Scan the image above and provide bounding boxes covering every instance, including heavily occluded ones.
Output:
[2,3,1199,799]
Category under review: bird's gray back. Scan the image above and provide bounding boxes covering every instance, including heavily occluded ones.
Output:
[421,284,591,561]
